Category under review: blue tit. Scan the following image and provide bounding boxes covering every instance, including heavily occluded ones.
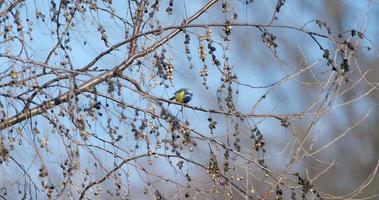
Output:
[170,88,193,103]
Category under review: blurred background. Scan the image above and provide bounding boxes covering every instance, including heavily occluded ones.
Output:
[1,0,379,199]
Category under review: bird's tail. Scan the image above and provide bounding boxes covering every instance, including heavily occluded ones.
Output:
[169,96,175,100]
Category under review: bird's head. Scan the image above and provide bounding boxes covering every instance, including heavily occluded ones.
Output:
[181,88,193,103]
[185,89,193,97]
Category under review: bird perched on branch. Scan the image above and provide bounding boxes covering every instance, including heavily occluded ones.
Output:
[170,88,193,103]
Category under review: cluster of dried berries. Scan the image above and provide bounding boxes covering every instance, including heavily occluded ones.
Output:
[225,85,235,112]
[276,0,286,12]
[206,32,221,66]
[261,31,278,50]
[183,30,193,68]
[113,177,123,197]
[322,49,336,71]
[258,158,268,174]
[49,1,58,22]
[35,11,46,22]
[131,119,148,145]
[280,118,289,128]
[291,189,297,200]
[180,121,193,148]
[97,24,110,47]
[148,0,160,18]
[342,39,355,51]
[233,124,241,152]
[153,49,174,81]
[60,158,78,193]
[176,160,184,169]
[155,190,166,200]
[199,65,209,89]
[223,20,232,41]
[2,23,13,39]
[221,62,236,113]
[84,100,102,118]
[75,115,88,139]
[276,186,283,200]
[14,10,23,33]
[251,126,265,152]
[222,1,229,13]
[223,148,230,172]
[293,173,322,199]
[148,117,159,135]
[340,58,349,73]
[107,124,118,142]
[350,29,364,39]
[0,137,9,163]
[198,40,206,61]
[106,78,115,95]
[166,0,174,15]
[207,117,217,134]
[198,34,209,88]
[38,165,55,199]
[222,61,237,82]
[207,148,220,182]
[160,109,181,151]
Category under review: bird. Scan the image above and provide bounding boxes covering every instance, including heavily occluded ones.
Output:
[170,88,193,103]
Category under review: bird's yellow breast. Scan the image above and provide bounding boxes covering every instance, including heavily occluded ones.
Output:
[175,91,185,103]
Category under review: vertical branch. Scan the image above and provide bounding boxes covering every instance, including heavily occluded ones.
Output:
[128,0,147,56]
